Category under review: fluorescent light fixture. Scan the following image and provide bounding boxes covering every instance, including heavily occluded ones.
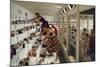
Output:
[68,5,72,10]
[64,8,67,12]
[60,11,63,14]
[60,11,62,15]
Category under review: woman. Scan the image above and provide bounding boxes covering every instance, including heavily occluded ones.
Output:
[32,12,50,32]
[80,28,89,57]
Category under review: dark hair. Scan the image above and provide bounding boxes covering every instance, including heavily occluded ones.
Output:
[83,28,87,32]
[35,12,40,16]
[25,62,29,65]
[32,46,35,48]
[24,38,27,41]
[85,33,89,37]
[11,45,14,48]
[19,61,23,65]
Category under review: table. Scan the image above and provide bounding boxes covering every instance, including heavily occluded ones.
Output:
[11,36,60,66]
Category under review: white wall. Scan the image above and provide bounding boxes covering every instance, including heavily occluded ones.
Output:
[11,1,34,44]
[80,18,93,33]
[42,15,54,21]
[42,15,59,24]
[69,18,93,33]
[10,1,59,24]
[10,1,33,21]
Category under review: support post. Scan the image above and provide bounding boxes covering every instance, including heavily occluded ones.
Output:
[65,11,70,53]
[87,17,89,31]
[76,5,80,62]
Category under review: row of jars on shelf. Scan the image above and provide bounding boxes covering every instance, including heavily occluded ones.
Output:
[11,20,32,25]
[11,25,35,37]
[11,20,59,25]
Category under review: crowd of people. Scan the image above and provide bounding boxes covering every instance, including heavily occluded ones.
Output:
[80,27,95,61]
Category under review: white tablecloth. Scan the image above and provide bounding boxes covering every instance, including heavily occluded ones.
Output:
[28,56,38,65]
[11,36,60,66]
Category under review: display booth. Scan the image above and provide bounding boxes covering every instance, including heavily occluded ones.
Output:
[10,0,95,66]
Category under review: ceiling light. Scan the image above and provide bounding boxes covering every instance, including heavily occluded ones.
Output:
[61,11,64,14]
[68,4,75,10]
[70,4,73,8]
[68,5,72,10]
[64,8,67,12]
[60,12,62,15]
